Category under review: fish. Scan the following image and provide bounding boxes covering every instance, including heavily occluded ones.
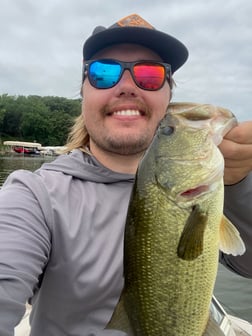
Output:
[106,102,246,336]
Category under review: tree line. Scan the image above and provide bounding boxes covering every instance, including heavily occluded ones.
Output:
[0,94,82,146]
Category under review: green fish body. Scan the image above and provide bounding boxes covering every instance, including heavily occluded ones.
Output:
[107,103,245,336]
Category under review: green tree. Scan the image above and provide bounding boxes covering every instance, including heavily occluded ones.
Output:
[0,94,81,145]
[0,108,5,132]
[20,111,51,144]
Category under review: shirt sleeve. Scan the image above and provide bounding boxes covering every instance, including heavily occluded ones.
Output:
[221,172,252,278]
[0,170,52,335]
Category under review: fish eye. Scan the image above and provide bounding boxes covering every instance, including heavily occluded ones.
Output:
[161,126,174,136]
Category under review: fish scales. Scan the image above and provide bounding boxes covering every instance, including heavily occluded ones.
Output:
[107,102,245,336]
[124,165,222,335]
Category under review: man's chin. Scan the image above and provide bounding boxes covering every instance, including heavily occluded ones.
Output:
[103,139,149,156]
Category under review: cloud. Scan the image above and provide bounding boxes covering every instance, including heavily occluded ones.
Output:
[0,0,251,120]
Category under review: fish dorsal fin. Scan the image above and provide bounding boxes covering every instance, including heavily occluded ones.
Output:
[219,215,246,256]
[177,205,208,260]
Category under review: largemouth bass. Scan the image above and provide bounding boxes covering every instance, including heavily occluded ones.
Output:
[107,102,245,336]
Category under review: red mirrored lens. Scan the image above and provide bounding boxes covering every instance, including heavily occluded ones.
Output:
[133,64,165,90]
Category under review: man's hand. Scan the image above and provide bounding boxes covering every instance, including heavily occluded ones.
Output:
[219,121,252,185]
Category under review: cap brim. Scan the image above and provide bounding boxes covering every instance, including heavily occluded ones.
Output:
[83,26,188,73]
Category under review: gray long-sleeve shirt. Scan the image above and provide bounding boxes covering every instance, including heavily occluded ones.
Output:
[0,149,251,336]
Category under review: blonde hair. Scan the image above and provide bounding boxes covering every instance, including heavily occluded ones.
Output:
[63,114,90,153]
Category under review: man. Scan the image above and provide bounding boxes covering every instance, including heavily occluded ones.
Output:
[1,13,252,336]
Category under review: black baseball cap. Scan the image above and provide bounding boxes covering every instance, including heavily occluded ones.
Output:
[83,14,188,73]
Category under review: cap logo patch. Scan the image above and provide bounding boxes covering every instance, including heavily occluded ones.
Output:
[117,14,154,29]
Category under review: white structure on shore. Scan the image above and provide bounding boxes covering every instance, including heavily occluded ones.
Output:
[3,141,65,156]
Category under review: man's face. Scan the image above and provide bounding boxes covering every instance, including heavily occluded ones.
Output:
[82,43,171,156]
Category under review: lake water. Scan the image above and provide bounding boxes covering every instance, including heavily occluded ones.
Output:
[0,156,251,323]
[0,155,54,186]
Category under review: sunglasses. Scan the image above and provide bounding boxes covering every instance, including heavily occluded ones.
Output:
[83,59,172,91]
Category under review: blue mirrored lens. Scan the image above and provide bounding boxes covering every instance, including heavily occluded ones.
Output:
[89,61,122,88]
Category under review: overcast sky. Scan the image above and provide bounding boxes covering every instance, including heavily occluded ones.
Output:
[1,0,251,121]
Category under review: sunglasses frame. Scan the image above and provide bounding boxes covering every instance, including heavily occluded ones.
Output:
[83,59,172,91]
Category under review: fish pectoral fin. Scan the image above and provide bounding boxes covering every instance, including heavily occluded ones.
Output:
[106,291,134,335]
[177,204,208,260]
[219,215,246,256]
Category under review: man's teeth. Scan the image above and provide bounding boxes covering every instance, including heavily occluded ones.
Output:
[113,110,140,116]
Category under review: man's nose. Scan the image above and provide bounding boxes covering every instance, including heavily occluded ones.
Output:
[115,69,138,96]
[119,69,136,86]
